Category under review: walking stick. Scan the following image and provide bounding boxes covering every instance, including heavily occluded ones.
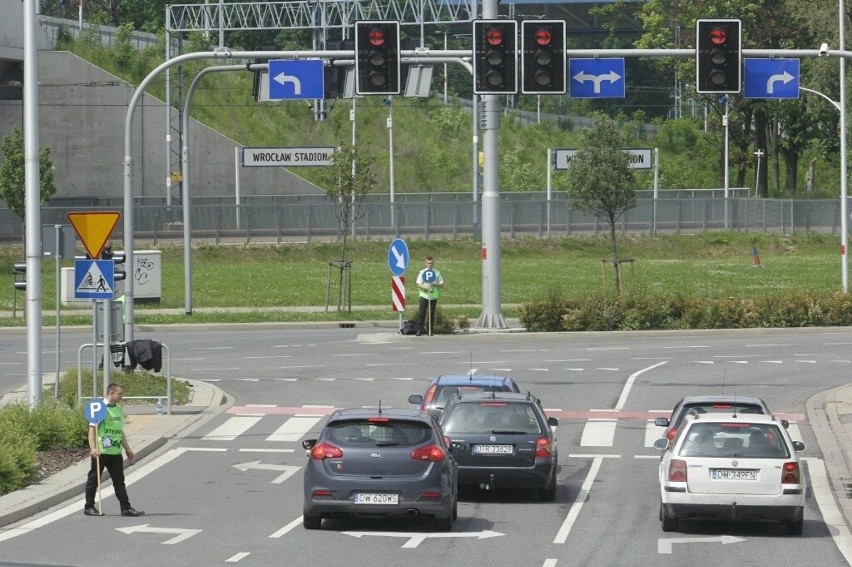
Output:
[96,454,103,515]
[427,298,432,336]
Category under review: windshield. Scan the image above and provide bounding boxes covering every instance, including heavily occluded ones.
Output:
[442,403,541,435]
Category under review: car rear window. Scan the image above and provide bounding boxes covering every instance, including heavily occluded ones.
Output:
[681,403,765,420]
[677,422,789,459]
[432,385,510,409]
[442,403,542,435]
[328,420,432,447]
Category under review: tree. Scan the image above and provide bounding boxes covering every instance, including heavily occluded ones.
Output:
[0,127,57,244]
[564,114,637,294]
[318,142,377,311]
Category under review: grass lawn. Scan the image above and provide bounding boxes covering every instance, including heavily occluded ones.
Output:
[0,232,843,326]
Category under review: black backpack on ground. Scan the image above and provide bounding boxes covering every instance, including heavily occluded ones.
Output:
[400,320,423,335]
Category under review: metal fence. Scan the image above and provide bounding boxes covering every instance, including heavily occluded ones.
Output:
[1,192,847,245]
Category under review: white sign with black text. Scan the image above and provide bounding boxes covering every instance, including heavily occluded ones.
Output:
[554,148,653,171]
[242,147,335,167]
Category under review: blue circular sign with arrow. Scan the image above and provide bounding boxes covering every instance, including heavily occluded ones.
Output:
[387,239,409,277]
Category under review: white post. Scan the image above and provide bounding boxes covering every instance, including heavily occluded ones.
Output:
[235,146,241,230]
[653,148,660,235]
[546,148,552,237]
[754,149,764,198]
[388,100,395,228]
[723,97,730,229]
[443,32,448,104]
[840,0,849,293]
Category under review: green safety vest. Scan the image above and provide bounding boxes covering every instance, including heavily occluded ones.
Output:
[95,404,125,455]
[417,268,443,300]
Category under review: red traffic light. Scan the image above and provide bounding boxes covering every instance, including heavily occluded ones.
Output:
[368,29,386,47]
[486,28,504,46]
[709,28,728,45]
[535,29,552,46]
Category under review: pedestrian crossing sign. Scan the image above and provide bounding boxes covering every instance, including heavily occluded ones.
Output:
[74,259,115,300]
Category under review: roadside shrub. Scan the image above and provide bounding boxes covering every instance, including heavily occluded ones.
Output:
[0,438,37,494]
[519,287,568,332]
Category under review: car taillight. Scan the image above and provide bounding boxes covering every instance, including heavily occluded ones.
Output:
[423,385,438,409]
[411,444,445,462]
[668,459,687,482]
[535,437,553,458]
[667,428,678,441]
[782,462,800,484]
[310,442,343,460]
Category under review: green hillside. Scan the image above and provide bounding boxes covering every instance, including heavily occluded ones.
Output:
[56,30,840,199]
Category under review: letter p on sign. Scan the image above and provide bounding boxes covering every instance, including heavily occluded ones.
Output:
[85,399,108,424]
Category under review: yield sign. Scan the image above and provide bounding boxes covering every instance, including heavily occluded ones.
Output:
[67,211,121,259]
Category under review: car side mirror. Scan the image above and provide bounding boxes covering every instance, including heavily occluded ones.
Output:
[793,441,806,452]
[653,438,669,450]
[547,417,559,427]
[781,419,789,429]
[408,394,423,405]
[654,417,669,427]
[302,439,317,451]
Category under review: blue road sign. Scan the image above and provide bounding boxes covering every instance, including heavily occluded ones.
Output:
[569,58,625,98]
[388,239,409,276]
[268,60,324,100]
[744,58,799,99]
[74,259,115,300]
[84,398,108,424]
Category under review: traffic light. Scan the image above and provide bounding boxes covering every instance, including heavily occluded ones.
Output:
[355,21,400,95]
[473,20,518,95]
[521,20,565,94]
[13,262,26,291]
[102,246,126,281]
[696,19,742,94]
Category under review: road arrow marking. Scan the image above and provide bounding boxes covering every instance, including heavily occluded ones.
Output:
[657,535,745,554]
[116,524,201,545]
[572,70,622,93]
[766,71,794,94]
[343,529,503,549]
[233,461,301,484]
[273,72,302,95]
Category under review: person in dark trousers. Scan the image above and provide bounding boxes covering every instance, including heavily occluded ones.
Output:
[416,256,444,336]
[84,382,145,517]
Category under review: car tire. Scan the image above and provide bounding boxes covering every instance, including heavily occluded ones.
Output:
[435,514,453,532]
[303,512,322,530]
[785,515,804,536]
[452,497,458,521]
[660,504,679,533]
[540,470,557,502]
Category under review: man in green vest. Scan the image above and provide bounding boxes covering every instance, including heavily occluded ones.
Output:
[415,256,444,336]
[84,382,144,517]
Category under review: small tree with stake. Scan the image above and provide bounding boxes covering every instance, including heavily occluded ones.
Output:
[564,114,637,295]
[319,142,376,311]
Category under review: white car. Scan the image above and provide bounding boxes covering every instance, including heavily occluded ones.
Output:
[654,412,806,535]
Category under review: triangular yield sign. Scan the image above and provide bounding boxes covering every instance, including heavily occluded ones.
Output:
[67,211,121,259]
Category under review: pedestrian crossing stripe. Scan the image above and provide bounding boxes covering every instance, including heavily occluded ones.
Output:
[74,259,115,299]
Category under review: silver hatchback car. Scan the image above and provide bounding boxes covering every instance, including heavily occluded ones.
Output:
[302,408,459,531]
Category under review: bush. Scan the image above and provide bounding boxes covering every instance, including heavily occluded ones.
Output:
[519,287,568,332]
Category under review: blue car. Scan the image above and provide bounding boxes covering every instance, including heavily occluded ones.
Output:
[408,374,521,419]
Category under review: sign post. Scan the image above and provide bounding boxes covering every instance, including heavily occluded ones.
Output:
[388,239,409,329]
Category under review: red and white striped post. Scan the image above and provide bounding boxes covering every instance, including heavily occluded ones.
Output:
[392,276,406,328]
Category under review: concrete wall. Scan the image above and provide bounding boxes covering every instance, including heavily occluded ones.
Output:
[0,1,322,206]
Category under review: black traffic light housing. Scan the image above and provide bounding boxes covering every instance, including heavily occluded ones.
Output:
[521,20,566,94]
[13,262,26,291]
[473,19,518,95]
[696,19,742,94]
[102,246,127,281]
[355,21,401,95]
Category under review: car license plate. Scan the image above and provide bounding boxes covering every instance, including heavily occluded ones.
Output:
[353,493,398,505]
[472,444,513,455]
[711,469,757,480]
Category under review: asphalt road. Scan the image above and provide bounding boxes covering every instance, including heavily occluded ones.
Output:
[1,326,851,566]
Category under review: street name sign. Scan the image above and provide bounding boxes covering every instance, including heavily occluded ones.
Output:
[554,148,652,170]
[242,147,335,167]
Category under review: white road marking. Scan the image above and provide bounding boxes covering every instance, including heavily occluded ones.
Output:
[663,345,710,349]
[244,355,291,359]
[232,461,300,484]
[615,361,668,410]
[786,422,803,443]
[580,420,617,447]
[0,448,190,543]
[542,560,557,567]
[343,529,503,549]
[239,448,295,453]
[203,416,262,441]
[554,456,609,543]
[804,457,852,563]
[116,524,201,545]
[226,552,250,562]
[657,535,744,554]
[645,420,663,447]
[795,360,817,364]
[190,346,233,350]
[269,516,305,538]
[634,455,661,459]
[267,416,321,442]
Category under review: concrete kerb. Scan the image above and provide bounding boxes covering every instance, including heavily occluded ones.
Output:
[0,377,227,528]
